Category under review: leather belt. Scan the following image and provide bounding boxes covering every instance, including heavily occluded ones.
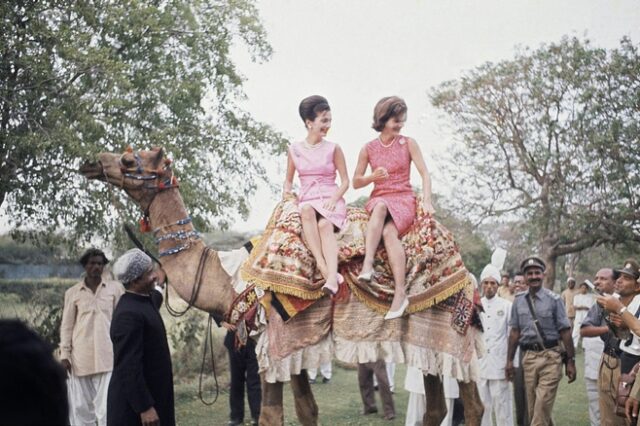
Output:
[520,341,558,352]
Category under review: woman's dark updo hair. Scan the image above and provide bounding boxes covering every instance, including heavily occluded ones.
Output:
[299,95,330,125]
[372,96,407,132]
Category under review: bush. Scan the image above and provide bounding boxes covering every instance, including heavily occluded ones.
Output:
[168,309,228,382]
[0,280,68,349]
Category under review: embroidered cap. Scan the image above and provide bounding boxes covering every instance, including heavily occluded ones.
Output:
[113,248,153,285]
[520,256,546,273]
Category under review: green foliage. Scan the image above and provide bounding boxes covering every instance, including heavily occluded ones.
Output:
[1,0,288,246]
[0,278,73,304]
[431,36,640,283]
[432,195,491,278]
[0,278,71,348]
[0,233,75,263]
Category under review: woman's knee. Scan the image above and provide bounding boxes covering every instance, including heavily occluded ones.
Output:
[318,218,333,233]
[382,223,399,242]
[300,205,316,220]
[370,203,388,220]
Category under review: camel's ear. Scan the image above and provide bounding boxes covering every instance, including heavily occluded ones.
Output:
[151,147,164,167]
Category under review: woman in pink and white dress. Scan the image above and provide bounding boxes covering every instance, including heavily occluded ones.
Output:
[284,95,349,295]
[353,96,435,319]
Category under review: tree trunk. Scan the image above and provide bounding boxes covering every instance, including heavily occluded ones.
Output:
[540,241,558,290]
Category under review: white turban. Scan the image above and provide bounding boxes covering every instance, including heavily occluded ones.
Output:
[113,248,152,284]
[480,264,501,284]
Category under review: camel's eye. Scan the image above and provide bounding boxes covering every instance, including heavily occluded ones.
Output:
[120,154,136,168]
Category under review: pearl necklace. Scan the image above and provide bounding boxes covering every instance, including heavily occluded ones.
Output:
[303,139,324,149]
[378,135,396,148]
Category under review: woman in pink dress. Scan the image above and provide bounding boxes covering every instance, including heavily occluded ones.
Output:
[353,96,435,319]
[284,95,349,295]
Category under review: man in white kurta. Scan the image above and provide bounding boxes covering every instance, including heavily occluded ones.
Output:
[60,249,124,426]
[572,282,595,348]
[478,263,514,426]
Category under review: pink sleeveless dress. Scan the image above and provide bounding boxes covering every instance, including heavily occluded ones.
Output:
[289,140,347,230]
[365,135,416,236]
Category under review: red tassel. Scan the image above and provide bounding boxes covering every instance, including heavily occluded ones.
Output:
[139,216,151,233]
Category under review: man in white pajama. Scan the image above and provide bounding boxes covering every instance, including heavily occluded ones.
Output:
[478,263,514,426]
[583,333,604,426]
[60,249,124,426]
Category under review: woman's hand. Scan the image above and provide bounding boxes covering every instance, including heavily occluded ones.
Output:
[323,198,337,212]
[371,167,388,182]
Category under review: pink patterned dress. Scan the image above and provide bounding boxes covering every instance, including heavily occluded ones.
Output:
[290,140,347,230]
[365,135,416,236]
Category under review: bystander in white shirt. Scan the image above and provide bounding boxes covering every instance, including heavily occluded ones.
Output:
[478,263,514,426]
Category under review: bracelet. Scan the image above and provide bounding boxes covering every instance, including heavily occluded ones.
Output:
[619,306,628,315]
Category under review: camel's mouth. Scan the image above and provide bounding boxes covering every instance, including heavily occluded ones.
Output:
[79,160,105,180]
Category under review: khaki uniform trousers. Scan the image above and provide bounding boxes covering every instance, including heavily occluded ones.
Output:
[599,353,626,426]
[522,348,563,426]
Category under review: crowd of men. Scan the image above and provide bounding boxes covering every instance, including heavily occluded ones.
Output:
[3,246,640,426]
[476,257,640,426]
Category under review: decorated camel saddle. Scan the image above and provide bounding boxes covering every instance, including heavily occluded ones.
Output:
[231,193,481,383]
[240,193,474,324]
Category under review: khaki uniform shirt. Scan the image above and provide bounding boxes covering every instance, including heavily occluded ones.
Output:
[509,287,571,345]
[561,287,578,318]
[60,279,124,376]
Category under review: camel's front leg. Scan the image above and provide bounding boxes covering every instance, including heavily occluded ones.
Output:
[457,380,484,426]
[423,374,447,426]
[290,369,318,426]
[259,376,284,426]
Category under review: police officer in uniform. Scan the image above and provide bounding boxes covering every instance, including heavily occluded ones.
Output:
[506,256,576,426]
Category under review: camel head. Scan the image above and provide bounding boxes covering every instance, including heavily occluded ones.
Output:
[79,147,177,212]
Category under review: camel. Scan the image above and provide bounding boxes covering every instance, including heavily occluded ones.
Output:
[80,146,484,426]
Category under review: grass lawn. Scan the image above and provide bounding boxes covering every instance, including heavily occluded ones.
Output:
[175,351,592,425]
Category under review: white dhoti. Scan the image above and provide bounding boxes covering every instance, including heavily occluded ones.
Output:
[307,361,332,381]
[441,376,459,426]
[67,371,111,426]
[403,367,459,426]
[477,378,514,426]
[404,366,425,426]
[584,336,604,426]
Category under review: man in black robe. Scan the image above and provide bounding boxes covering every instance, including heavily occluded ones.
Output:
[107,249,174,426]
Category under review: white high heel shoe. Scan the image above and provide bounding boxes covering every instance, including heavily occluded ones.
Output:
[384,298,409,320]
[357,270,373,282]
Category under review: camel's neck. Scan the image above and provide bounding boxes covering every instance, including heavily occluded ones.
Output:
[147,189,235,315]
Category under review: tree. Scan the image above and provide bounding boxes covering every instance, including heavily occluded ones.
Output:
[431,37,640,287]
[1,0,287,246]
